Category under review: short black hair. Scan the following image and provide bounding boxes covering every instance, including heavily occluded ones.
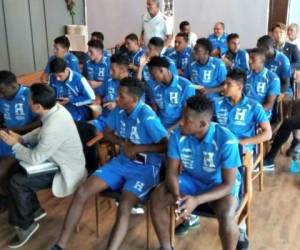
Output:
[54,36,70,49]
[120,77,145,98]
[227,33,239,42]
[149,37,164,49]
[176,32,189,43]
[30,84,56,109]
[195,38,212,54]
[110,54,129,67]
[0,70,17,87]
[227,69,247,85]
[249,48,266,62]
[87,39,104,51]
[257,35,274,48]
[179,21,190,30]
[186,95,214,117]
[125,33,139,42]
[91,31,104,42]
[147,56,170,69]
[49,58,67,74]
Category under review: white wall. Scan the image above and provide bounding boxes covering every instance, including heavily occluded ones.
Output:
[287,0,300,26]
[87,0,270,49]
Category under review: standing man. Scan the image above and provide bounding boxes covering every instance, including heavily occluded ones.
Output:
[141,0,173,49]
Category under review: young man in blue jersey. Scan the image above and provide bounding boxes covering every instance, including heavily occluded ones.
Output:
[150,95,242,250]
[51,77,168,250]
[0,71,41,213]
[41,36,80,83]
[124,33,144,77]
[83,39,110,97]
[147,56,195,129]
[137,37,177,102]
[165,32,193,76]
[244,48,281,119]
[215,69,272,154]
[49,58,95,121]
[184,38,227,100]
[257,35,291,93]
[208,22,228,57]
[222,33,250,74]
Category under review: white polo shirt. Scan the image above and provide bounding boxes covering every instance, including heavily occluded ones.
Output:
[142,11,173,47]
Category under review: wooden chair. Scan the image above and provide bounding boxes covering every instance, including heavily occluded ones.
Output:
[169,152,253,248]
[252,129,264,192]
[82,133,154,249]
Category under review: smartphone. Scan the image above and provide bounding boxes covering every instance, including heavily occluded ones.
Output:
[133,153,147,165]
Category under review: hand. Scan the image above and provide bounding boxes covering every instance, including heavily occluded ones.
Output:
[140,55,149,66]
[89,80,102,89]
[57,97,69,105]
[128,64,135,70]
[123,141,138,159]
[176,196,199,220]
[103,102,117,111]
[221,55,232,67]
[239,139,248,146]
[198,87,208,95]
[0,130,22,146]
[177,69,184,76]
[211,49,220,57]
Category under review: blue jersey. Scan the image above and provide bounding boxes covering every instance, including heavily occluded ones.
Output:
[168,122,241,185]
[49,69,95,121]
[82,56,110,95]
[149,75,195,128]
[128,48,144,68]
[105,100,167,166]
[229,49,250,73]
[208,33,228,55]
[184,57,227,99]
[44,52,80,74]
[165,47,193,72]
[103,78,120,103]
[244,67,280,118]
[214,96,268,152]
[0,85,36,128]
[265,50,291,80]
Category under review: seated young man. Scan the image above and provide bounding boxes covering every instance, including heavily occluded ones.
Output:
[0,84,86,249]
[222,33,250,74]
[165,32,193,76]
[51,77,168,250]
[124,33,144,77]
[147,56,195,130]
[244,48,281,119]
[0,71,41,213]
[214,69,271,155]
[257,35,291,94]
[179,21,198,48]
[49,58,95,121]
[41,36,80,83]
[82,39,110,97]
[150,95,242,250]
[184,38,227,100]
[90,31,111,57]
[208,22,228,57]
[137,36,177,102]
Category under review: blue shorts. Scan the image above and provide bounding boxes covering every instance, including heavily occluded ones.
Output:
[92,155,160,201]
[178,171,241,201]
[0,140,13,157]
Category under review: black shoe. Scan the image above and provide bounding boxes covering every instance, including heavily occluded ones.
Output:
[236,229,249,250]
[50,244,64,250]
[8,222,39,249]
[0,194,8,214]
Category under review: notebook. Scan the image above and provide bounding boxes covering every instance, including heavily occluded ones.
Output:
[19,161,59,176]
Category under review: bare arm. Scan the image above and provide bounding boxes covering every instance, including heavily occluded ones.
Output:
[239,121,272,146]
[165,157,181,200]
[263,95,277,112]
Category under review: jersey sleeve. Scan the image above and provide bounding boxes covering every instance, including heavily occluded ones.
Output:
[281,55,292,79]
[104,108,118,131]
[70,77,95,106]
[167,130,181,160]
[144,112,168,143]
[217,60,227,84]
[220,136,242,169]
[254,102,269,123]
[268,76,281,96]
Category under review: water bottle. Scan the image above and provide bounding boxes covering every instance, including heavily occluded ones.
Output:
[290,158,299,174]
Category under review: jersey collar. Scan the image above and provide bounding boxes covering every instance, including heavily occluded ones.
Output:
[202,122,216,144]
[128,99,144,120]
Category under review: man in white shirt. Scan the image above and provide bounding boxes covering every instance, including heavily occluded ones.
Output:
[179,20,198,47]
[287,23,300,49]
[141,0,173,49]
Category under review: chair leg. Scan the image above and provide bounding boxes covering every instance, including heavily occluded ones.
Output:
[169,206,175,247]
[76,224,80,233]
[259,159,264,192]
[95,194,100,238]
[146,203,151,250]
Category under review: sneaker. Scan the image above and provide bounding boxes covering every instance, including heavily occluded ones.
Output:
[50,244,64,250]
[287,139,300,158]
[175,214,200,236]
[253,158,275,172]
[236,228,249,250]
[131,204,144,214]
[8,222,39,249]
[34,208,47,222]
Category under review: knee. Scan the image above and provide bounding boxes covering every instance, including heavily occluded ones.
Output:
[9,173,26,191]
[216,207,236,227]
[150,184,173,210]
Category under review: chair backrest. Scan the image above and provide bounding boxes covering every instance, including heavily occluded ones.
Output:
[75,122,99,175]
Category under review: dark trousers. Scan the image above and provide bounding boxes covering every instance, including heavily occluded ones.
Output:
[8,166,55,230]
[267,114,300,159]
